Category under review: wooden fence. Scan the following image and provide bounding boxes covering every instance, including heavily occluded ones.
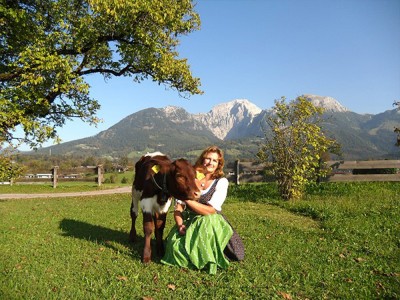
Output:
[15,165,104,188]
[325,160,400,182]
[11,160,400,186]
[226,160,400,184]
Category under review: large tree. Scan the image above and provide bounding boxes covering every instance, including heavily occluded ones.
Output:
[0,0,202,149]
[258,96,340,200]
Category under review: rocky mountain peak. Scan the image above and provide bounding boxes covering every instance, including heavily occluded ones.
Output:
[163,105,181,114]
[303,94,348,112]
[161,105,191,123]
[210,99,262,116]
[193,99,262,139]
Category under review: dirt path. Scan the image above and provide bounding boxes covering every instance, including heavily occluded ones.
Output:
[0,186,131,200]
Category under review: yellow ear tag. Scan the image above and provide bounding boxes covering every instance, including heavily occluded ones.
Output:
[152,165,161,174]
[196,171,205,180]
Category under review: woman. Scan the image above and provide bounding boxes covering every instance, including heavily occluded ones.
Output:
[161,146,233,274]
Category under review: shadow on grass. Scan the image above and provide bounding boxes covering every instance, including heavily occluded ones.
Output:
[59,218,145,261]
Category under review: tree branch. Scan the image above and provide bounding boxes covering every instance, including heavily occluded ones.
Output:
[57,35,132,56]
[78,64,143,77]
[0,69,24,82]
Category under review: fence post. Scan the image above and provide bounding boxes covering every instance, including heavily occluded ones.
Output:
[97,165,103,186]
[52,166,59,189]
[235,160,240,185]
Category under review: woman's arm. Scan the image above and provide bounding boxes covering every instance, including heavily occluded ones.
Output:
[174,202,186,235]
[185,200,216,216]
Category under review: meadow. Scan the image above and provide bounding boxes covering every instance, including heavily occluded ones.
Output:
[0,182,399,299]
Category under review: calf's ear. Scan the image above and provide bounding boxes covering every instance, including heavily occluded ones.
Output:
[175,175,185,186]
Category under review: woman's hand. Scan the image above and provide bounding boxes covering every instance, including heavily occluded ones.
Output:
[177,224,186,235]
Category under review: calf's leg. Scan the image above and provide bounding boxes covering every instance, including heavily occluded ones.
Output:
[142,212,154,263]
[129,202,137,242]
[129,190,140,242]
[154,212,167,257]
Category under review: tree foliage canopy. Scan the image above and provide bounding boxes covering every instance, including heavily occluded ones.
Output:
[0,0,202,148]
[258,96,341,200]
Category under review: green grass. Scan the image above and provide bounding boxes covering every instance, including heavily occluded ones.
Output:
[103,171,134,185]
[0,183,126,194]
[0,182,399,299]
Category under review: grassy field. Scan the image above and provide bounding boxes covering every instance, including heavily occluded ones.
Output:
[0,182,399,299]
[0,171,134,194]
[0,183,123,194]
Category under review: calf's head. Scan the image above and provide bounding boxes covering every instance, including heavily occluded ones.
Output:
[168,158,200,200]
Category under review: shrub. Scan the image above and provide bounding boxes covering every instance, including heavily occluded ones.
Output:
[109,174,117,184]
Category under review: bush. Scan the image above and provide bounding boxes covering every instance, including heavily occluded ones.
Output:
[109,174,117,184]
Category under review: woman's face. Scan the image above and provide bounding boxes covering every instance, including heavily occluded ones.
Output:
[202,152,220,175]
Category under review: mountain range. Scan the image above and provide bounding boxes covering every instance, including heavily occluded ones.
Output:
[31,94,399,162]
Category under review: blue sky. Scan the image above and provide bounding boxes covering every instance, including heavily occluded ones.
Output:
[29,0,400,149]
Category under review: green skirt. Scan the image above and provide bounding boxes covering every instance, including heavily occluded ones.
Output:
[161,211,233,274]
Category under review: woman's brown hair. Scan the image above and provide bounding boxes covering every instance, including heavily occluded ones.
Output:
[194,146,225,179]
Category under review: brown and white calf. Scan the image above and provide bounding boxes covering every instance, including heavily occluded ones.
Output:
[130,152,200,263]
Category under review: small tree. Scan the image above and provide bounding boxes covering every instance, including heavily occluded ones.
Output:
[258,96,340,200]
[394,101,400,147]
[0,148,24,183]
[117,155,129,171]
[82,156,97,167]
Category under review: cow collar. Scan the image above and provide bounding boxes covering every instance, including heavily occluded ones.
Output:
[151,173,169,203]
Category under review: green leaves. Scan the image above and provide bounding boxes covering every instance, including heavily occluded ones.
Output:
[258,96,341,200]
[0,148,24,182]
[1,0,201,149]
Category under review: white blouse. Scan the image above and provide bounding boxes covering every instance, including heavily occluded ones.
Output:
[201,177,229,212]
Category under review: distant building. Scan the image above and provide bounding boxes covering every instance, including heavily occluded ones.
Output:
[35,174,53,179]
[61,174,80,179]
